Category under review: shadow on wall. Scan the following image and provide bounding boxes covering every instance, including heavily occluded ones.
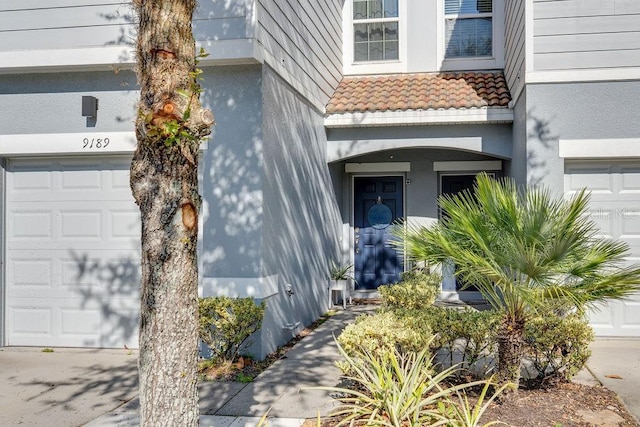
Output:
[259,66,344,341]
[68,250,140,349]
[526,109,558,187]
[198,66,264,279]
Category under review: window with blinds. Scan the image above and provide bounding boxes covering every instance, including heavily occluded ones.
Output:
[353,0,399,62]
[444,0,493,58]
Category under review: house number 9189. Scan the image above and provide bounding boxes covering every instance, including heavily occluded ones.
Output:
[82,138,110,149]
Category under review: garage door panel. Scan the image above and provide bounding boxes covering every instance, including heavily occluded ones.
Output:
[622,297,640,328]
[6,156,141,348]
[10,259,54,288]
[620,166,640,191]
[10,211,53,239]
[61,169,102,190]
[587,300,616,329]
[60,210,103,239]
[111,210,141,239]
[566,160,640,337]
[566,166,613,194]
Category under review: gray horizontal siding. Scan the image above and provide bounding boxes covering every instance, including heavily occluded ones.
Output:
[0,1,248,53]
[504,0,526,100]
[256,0,342,107]
[533,0,640,71]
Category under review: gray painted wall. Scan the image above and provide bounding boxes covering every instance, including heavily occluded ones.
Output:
[0,1,249,52]
[200,65,265,279]
[533,0,640,71]
[507,89,528,186]
[525,80,640,191]
[256,0,342,108]
[0,70,139,135]
[258,65,343,357]
[327,123,513,161]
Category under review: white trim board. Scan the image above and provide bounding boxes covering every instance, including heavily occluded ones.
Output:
[325,108,514,128]
[0,39,259,74]
[0,132,137,156]
[0,132,210,157]
[433,160,502,172]
[527,68,640,85]
[345,162,411,173]
[559,139,640,159]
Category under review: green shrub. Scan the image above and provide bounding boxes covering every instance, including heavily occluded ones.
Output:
[337,311,431,358]
[397,307,500,379]
[311,342,503,427]
[523,311,594,384]
[198,296,266,362]
[379,269,441,310]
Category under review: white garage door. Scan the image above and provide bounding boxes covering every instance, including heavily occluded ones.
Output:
[5,156,140,348]
[565,160,640,337]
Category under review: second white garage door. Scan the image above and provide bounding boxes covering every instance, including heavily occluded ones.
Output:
[5,156,141,348]
[565,160,640,337]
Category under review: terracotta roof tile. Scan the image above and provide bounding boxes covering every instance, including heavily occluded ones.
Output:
[326,71,512,114]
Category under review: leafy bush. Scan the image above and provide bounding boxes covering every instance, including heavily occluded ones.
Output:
[312,342,503,427]
[379,269,441,310]
[198,296,265,362]
[397,307,500,379]
[337,311,432,358]
[522,311,594,385]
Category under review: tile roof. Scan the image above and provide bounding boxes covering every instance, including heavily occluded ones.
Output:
[326,71,511,114]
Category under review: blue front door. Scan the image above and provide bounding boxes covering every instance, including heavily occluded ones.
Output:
[354,176,404,290]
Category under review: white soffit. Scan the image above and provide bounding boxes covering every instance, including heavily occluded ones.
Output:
[325,108,514,128]
[433,160,502,172]
[345,162,411,173]
[559,139,640,159]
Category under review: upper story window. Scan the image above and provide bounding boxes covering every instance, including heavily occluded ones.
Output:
[444,0,493,58]
[353,0,399,62]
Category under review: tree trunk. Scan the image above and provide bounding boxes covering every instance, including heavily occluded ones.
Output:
[496,314,526,397]
[131,1,213,425]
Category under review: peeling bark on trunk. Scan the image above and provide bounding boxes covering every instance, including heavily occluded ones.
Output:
[496,315,526,397]
[131,1,213,425]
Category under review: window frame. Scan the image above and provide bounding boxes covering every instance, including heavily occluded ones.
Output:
[438,0,504,71]
[352,0,401,63]
[444,0,494,59]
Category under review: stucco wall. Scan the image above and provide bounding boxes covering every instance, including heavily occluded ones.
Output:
[327,123,513,162]
[508,89,528,186]
[525,81,640,192]
[200,65,264,280]
[257,65,343,357]
[0,70,139,135]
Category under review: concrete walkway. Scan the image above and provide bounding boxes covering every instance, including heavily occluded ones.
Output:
[86,307,370,426]
[585,338,640,423]
[2,306,639,426]
[0,347,138,427]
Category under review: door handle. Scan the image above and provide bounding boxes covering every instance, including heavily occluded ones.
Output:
[354,227,360,254]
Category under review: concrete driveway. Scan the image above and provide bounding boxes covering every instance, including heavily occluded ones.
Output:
[0,347,138,427]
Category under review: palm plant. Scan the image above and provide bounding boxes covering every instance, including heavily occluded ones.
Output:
[396,173,640,393]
